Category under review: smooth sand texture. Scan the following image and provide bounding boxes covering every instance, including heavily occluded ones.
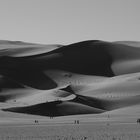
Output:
[0,123,140,140]
[1,40,140,116]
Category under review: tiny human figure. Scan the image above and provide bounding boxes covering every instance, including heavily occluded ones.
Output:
[137,119,140,124]
[50,116,53,119]
[77,120,79,124]
[74,120,80,124]
[35,120,39,124]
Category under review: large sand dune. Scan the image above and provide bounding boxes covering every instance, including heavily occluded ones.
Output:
[1,40,140,116]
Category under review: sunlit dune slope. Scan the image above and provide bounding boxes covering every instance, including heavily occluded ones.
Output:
[0,75,76,106]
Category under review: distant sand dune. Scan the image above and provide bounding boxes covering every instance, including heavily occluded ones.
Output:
[114,41,140,47]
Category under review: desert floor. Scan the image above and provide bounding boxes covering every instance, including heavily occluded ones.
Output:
[0,112,140,140]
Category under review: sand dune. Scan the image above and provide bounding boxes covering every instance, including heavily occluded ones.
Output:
[3,100,105,116]
[1,40,140,89]
[1,40,140,77]
[114,41,140,47]
[0,75,75,106]
[69,72,140,97]
[1,40,140,116]
[3,92,140,116]
[0,41,61,57]
[2,72,140,116]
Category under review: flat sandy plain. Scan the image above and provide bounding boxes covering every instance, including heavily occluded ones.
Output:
[0,112,140,140]
[1,123,140,140]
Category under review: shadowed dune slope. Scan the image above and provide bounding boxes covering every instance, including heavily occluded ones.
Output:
[0,69,57,90]
[0,75,24,89]
[2,99,105,116]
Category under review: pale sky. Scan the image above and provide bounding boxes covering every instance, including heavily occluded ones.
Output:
[0,0,140,44]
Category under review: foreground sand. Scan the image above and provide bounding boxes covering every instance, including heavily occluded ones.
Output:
[0,121,140,140]
[0,112,140,140]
